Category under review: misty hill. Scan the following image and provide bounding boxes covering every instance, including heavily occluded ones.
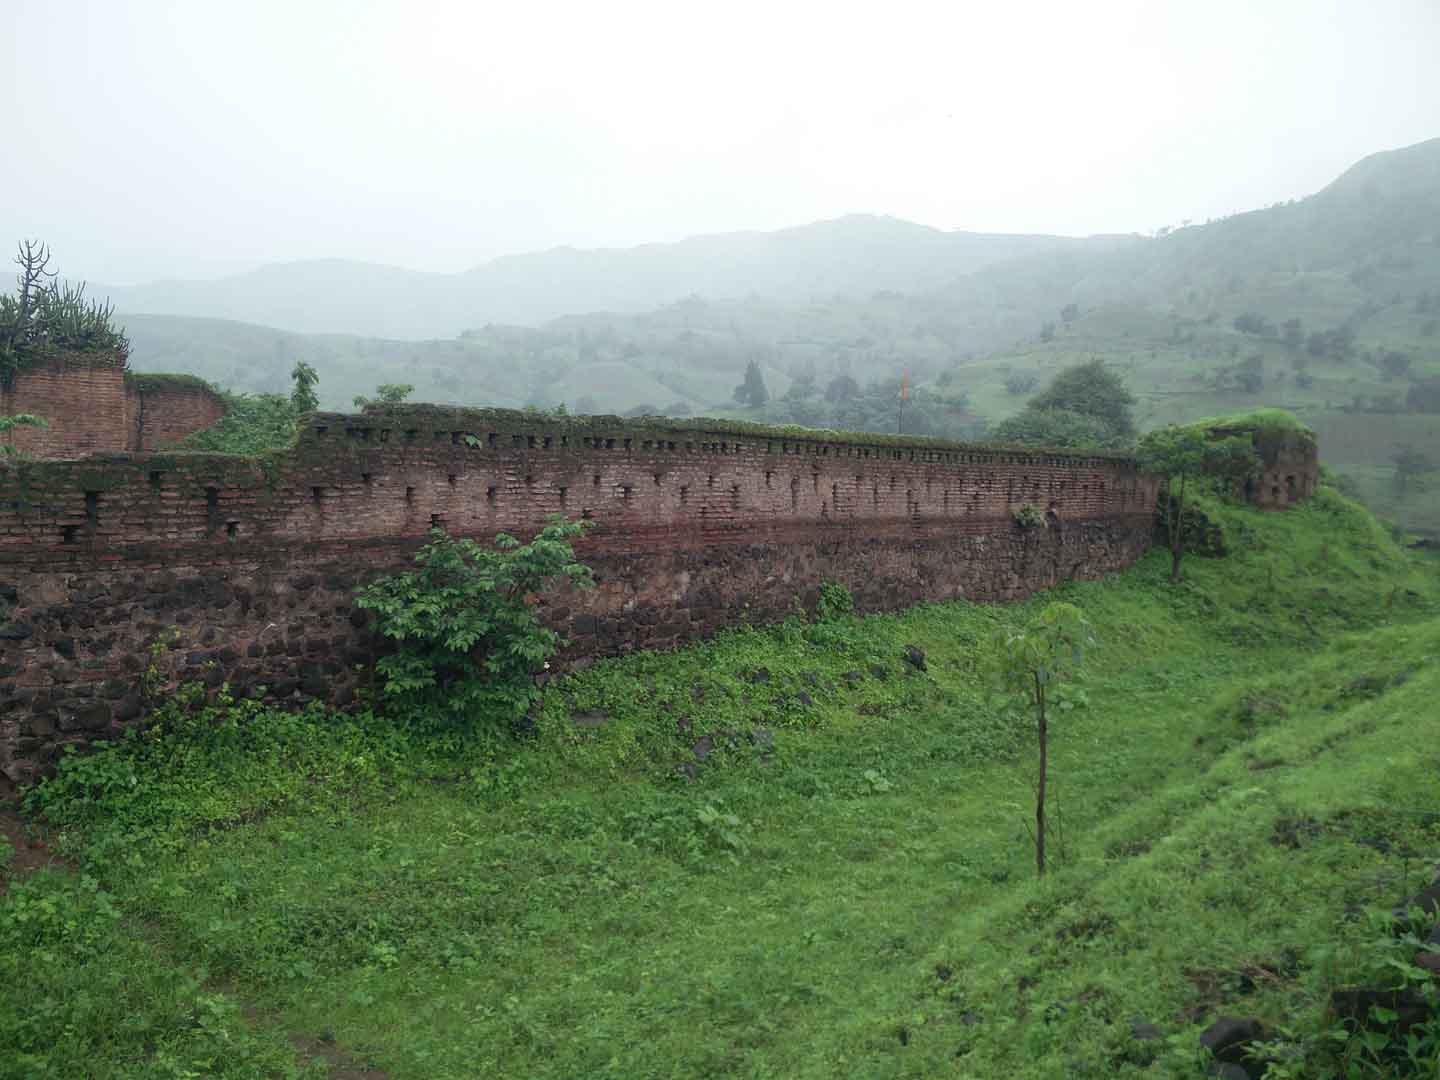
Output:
[101,216,1098,339]
[120,137,1440,525]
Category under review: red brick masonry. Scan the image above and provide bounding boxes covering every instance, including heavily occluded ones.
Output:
[0,406,1160,786]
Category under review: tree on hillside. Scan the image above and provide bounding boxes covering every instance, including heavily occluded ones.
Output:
[1027,359,1136,441]
[989,407,1114,450]
[991,359,1136,450]
[1137,426,1258,584]
[1391,443,1435,494]
[290,361,319,415]
[990,602,1094,878]
[353,383,414,409]
[733,359,770,408]
[824,374,859,403]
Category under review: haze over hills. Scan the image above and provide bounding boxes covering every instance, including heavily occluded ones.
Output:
[116,136,1440,528]
[100,216,1105,339]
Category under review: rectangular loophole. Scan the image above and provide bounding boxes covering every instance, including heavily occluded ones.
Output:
[84,491,100,526]
[557,486,568,507]
[361,473,373,489]
[148,470,164,489]
[225,521,239,539]
[447,474,457,488]
[61,524,79,544]
[311,486,323,505]
[404,486,415,504]
[486,486,497,504]
[205,486,220,533]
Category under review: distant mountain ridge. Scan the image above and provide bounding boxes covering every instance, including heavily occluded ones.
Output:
[97,215,1107,339]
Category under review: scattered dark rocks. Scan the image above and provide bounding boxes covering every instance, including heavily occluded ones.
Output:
[794,691,812,707]
[868,663,890,681]
[571,711,609,728]
[841,670,864,688]
[691,735,713,761]
[1199,1016,1267,1078]
[1330,988,1435,1033]
[748,728,774,752]
[1130,1020,1164,1041]
[0,622,34,641]
[746,667,771,684]
[1393,880,1440,920]
[902,644,927,671]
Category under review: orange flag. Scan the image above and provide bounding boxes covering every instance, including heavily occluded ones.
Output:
[900,371,908,401]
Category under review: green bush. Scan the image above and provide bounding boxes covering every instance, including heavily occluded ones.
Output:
[815,580,855,621]
[355,518,593,728]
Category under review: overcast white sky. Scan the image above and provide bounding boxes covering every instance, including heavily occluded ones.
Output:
[4,0,1439,284]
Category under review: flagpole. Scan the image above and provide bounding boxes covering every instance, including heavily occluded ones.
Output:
[898,370,907,434]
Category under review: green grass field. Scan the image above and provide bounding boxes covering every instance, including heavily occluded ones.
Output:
[4,488,1440,1079]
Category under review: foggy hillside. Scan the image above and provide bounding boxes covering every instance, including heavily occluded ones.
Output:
[100,216,1101,339]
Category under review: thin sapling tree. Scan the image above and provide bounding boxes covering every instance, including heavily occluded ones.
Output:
[991,602,1094,877]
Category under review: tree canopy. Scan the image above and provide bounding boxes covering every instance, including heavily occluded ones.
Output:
[991,360,1136,450]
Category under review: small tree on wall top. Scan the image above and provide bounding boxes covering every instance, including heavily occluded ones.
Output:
[355,517,594,728]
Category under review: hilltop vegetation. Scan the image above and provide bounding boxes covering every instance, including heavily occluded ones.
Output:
[5,485,1439,1078]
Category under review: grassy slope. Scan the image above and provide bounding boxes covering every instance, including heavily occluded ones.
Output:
[4,490,1439,1079]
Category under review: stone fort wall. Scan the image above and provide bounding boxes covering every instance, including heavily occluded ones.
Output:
[0,403,1161,788]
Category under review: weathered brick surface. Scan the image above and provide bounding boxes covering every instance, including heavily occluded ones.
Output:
[1,353,227,459]
[1,357,129,458]
[0,408,1161,787]
[1245,438,1320,509]
[129,383,227,451]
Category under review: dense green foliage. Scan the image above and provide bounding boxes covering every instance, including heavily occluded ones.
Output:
[353,382,414,409]
[6,488,1439,1078]
[0,242,130,380]
[182,390,299,454]
[355,520,593,728]
[990,359,1137,449]
[1137,425,1260,581]
[289,360,319,415]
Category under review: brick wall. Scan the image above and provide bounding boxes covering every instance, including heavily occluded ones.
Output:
[1,355,129,458]
[127,379,228,451]
[1244,436,1320,509]
[0,355,226,460]
[0,406,1162,787]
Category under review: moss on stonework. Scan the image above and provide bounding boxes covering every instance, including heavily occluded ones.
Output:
[124,371,221,396]
[1181,409,1316,446]
[333,404,1139,465]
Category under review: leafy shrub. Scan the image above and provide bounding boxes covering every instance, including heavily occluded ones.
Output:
[815,580,855,621]
[356,518,593,729]
[1012,503,1047,529]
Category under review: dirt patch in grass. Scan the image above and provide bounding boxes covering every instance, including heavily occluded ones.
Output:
[0,806,71,892]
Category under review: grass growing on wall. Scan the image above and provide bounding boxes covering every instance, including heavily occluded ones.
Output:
[4,487,1439,1079]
